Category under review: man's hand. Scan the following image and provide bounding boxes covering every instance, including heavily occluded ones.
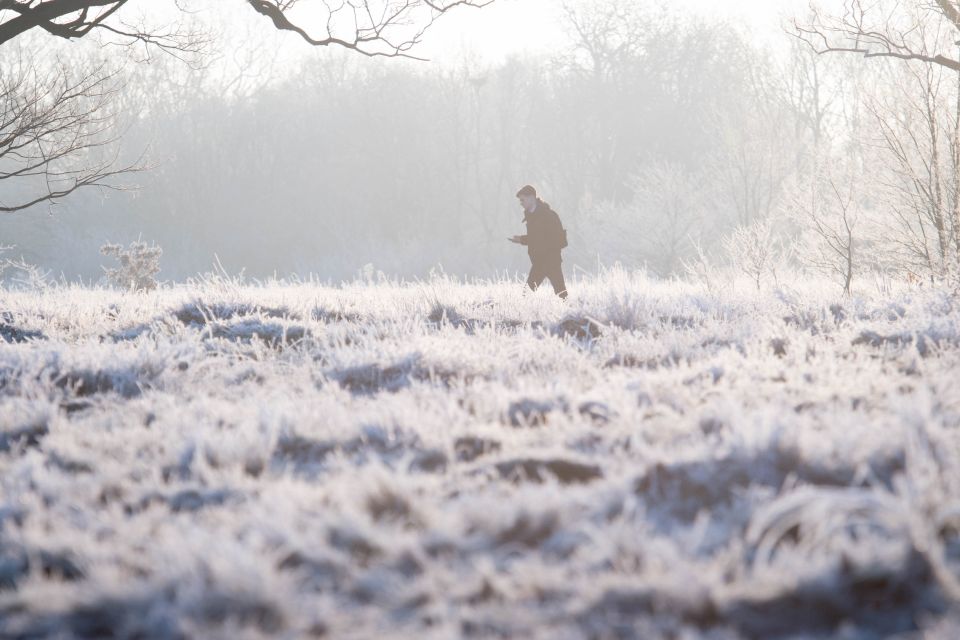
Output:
[508,235,524,244]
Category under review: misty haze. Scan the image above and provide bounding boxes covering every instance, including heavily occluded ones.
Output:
[2,0,960,638]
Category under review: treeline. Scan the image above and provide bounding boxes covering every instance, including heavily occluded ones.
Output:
[5,2,960,291]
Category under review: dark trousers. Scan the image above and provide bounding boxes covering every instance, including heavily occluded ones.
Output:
[527,260,568,299]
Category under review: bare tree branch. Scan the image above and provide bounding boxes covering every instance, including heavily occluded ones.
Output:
[792,0,960,71]
[244,0,493,59]
[0,0,128,45]
[0,52,146,213]
[1,0,495,59]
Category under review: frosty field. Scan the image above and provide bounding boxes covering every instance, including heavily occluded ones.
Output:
[2,271,960,639]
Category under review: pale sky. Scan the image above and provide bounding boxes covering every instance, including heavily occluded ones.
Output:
[416,0,813,63]
[97,0,821,87]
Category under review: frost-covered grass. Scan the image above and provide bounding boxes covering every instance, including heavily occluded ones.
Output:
[2,269,960,639]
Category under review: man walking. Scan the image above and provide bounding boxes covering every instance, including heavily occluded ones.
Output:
[509,185,568,299]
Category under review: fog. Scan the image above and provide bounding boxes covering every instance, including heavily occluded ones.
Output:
[5,4,960,637]
[2,0,957,289]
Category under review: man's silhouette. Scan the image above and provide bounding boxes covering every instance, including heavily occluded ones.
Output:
[509,185,568,299]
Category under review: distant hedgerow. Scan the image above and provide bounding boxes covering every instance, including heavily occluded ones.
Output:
[100,239,163,292]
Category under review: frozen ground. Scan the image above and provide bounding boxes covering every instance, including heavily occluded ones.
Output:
[1,269,960,639]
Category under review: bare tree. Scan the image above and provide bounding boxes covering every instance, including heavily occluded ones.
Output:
[786,167,863,294]
[777,34,856,152]
[710,99,799,227]
[707,42,808,229]
[793,1,960,283]
[0,53,142,213]
[559,0,649,81]
[864,60,960,279]
[0,0,492,58]
[722,217,790,290]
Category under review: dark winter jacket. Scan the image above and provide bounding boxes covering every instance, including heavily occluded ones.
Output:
[517,200,566,263]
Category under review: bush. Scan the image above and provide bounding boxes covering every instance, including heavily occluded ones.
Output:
[0,245,53,291]
[722,217,791,290]
[100,239,163,292]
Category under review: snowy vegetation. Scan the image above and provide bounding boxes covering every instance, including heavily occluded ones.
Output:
[2,270,960,638]
[100,240,164,292]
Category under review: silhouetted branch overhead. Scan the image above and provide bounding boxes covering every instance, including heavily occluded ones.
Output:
[0,0,494,57]
[0,1,127,45]
[0,0,207,59]
[0,0,127,43]
[792,0,960,71]
[243,0,493,58]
